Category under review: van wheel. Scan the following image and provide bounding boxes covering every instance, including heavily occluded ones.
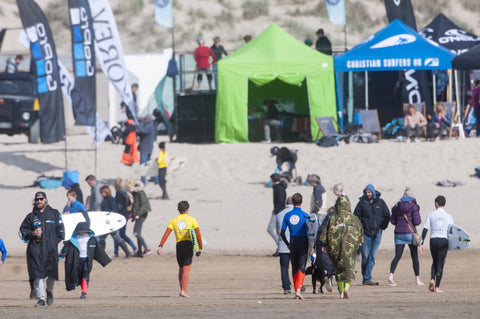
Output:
[28,119,40,143]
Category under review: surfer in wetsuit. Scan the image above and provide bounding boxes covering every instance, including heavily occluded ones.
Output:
[419,195,453,293]
[280,193,309,300]
[157,201,203,298]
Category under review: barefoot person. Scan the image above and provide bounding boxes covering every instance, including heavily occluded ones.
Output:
[157,201,203,298]
[419,195,453,293]
[280,193,309,300]
[320,195,363,299]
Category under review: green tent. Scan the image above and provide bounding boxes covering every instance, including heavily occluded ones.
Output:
[215,23,337,143]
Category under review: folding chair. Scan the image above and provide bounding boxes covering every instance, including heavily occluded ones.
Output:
[359,109,381,139]
[440,101,457,139]
[314,116,347,140]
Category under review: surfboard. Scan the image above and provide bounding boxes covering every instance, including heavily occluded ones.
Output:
[189,227,207,253]
[135,160,158,177]
[447,224,470,251]
[62,211,126,241]
[306,213,318,252]
[167,157,187,174]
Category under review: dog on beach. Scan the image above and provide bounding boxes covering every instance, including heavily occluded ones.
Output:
[305,264,327,294]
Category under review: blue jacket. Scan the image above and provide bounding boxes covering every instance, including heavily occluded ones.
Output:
[137,120,156,155]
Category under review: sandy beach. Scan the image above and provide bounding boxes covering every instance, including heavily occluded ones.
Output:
[0,133,479,317]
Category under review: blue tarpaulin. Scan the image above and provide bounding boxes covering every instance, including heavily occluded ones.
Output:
[335,20,456,72]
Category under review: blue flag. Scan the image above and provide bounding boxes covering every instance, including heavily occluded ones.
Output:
[154,0,173,28]
[325,0,345,25]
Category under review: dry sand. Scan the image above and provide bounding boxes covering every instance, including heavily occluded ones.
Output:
[0,133,479,317]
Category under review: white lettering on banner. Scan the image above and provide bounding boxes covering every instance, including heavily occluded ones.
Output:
[404,69,421,104]
[438,29,480,44]
[346,59,381,69]
[33,23,57,91]
[382,58,411,68]
[89,0,137,121]
[393,0,401,6]
[78,6,94,76]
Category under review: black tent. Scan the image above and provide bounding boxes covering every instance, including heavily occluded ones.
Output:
[420,13,480,54]
[452,44,480,70]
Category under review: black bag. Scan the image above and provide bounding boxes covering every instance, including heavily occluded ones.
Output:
[316,136,338,147]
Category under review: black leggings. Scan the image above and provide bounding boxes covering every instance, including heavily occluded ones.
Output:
[430,238,448,288]
[290,236,308,277]
[389,244,420,276]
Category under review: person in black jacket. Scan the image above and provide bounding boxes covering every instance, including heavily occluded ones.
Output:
[63,220,111,299]
[268,173,287,256]
[353,184,390,286]
[19,191,64,307]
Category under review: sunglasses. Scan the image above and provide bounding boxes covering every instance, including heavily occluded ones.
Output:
[34,197,45,201]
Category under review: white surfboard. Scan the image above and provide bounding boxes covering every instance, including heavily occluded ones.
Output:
[306,213,318,252]
[167,157,187,174]
[447,224,470,251]
[62,211,126,241]
[135,160,158,177]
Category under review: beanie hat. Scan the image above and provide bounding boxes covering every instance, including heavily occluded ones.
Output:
[403,186,414,198]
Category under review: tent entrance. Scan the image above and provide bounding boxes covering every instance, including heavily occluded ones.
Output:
[247,78,310,142]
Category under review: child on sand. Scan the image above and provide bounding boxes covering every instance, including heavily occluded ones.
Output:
[62,221,111,298]
[157,201,203,298]
[0,238,7,268]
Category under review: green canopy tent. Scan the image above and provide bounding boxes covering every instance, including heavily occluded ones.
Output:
[215,23,337,143]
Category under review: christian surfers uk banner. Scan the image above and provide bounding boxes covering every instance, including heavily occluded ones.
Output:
[68,0,96,126]
[17,0,65,143]
[88,0,138,123]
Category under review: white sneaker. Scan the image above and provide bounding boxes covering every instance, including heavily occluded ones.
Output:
[415,138,421,143]
[326,277,333,292]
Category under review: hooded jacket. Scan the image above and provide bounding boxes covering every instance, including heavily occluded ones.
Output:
[63,222,111,291]
[353,184,390,237]
[272,180,287,215]
[132,183,151,218]
[19,205,64,280]
[390,197,422,234]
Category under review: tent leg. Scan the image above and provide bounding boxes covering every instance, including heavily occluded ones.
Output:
[365,71,369,110]
[432,74,436,106]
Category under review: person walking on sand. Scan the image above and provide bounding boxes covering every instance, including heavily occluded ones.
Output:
[388,187,424,287]
[85,175,103,211]
[320,195,363,299]
[157,142,170,200]
[127,180,152,257]
[280,193,309,300]
[0,237,7,269]
[19,192,64,307]
[157,201,203,298]
[276,196,293,294]
[419,195,453,293]
[353,184,390,286]
[269,173,286,256]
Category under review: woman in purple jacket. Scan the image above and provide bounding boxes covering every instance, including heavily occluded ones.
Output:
[388,187,423,286]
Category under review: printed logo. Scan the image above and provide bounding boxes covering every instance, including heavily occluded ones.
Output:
[424,58,439,67]
[370,34,416,49]
[177,220,187,230]
[434,218,445,229]
[69,6,94,78]
[289,215,300,225]
[26,23,57,94]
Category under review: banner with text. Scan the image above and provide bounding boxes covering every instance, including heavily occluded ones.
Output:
[17,0,65,143]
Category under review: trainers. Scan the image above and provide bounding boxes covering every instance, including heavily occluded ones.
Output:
[301,286,306,292]
[35,299,46,307]
[133,251,143,258]
[110,253,119,258]
[363,281,379,286]
[46,291,53,306]
[143,249,152,256]
[326,277,333,292]
[80,292,87,299]
[283,289,291,294]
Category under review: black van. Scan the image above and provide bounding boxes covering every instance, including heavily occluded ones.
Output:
[0,71,39,143]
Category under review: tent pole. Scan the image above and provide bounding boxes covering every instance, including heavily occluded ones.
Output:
[454,69,465,139]
[348,72,353,123]
[343,24,347,51]
[365,71,369,109]
[448,69,453,102]
[432,73,437,106]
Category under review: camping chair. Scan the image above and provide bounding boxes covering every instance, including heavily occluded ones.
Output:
[403,102,427,136]
[359,109,381,139]
[314,116,348,140]
[440,101,457,139]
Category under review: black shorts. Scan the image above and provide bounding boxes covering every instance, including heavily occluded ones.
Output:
[176,240,193,267]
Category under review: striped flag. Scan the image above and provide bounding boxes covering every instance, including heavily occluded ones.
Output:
[154,0,173,28]
[325,0,346,25]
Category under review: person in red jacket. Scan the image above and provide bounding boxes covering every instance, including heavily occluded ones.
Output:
[194,37,216,90]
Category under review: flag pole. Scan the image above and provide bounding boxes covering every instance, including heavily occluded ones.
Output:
[343,24,347,51]
[171,26,178,142]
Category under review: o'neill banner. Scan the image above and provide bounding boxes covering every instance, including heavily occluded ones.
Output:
[384,0,416,30]
[88,0,138,123]
[68,0,96,126]
[17,0,65,143]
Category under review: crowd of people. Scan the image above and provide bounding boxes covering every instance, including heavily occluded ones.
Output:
[268,176,455,299]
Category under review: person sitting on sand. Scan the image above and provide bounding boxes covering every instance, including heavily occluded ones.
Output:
[419,195,453,293]
[157,201,203,298]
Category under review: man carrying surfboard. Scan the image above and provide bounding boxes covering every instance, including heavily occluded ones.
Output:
[157,201,203,298]
[280,193,309,300]
[419,195,454,293]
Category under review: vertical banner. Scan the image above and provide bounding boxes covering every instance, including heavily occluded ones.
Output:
[324,0,346,25]
[384,0,432,110]
[68,0,96,126]
[384,0,416,30]
[17,0,65,143]
[154,0,173,28]
[88,0,138,123]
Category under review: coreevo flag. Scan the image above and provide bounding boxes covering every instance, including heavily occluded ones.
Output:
[325,0,345,25]
[154,0,174,28]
